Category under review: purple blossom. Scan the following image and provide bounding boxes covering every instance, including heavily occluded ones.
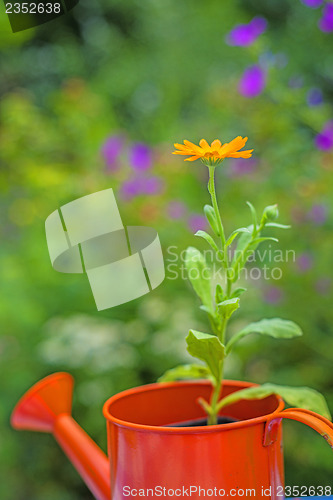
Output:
[188,214,207,233]
[167,201,186,220]
[226,17,267,46]
[315,121,333,151]
[238,65,266,98]
[315,277,331,295]
[228,157,258,177]
[308,203,328,225]
[319,3,333,32]
[307,88,323,106]
[129,143,152,171]
[101,135,124,171]
[143,176,164,195]
[300,0,323,8]
[263,286,284,304]
[120,178,142,200]
[297,253,313,272]
[120,175,163,200]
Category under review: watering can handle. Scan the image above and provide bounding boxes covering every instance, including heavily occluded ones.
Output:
[264,407,333,449]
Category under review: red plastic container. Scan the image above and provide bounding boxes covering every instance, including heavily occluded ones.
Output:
[11,373,333,500]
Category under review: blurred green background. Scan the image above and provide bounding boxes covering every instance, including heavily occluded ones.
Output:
[1,0,333,498]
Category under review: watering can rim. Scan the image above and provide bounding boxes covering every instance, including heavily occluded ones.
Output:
[102,379,285,433]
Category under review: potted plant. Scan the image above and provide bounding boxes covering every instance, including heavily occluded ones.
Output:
[160,136,331,426]
[11,136,333,500]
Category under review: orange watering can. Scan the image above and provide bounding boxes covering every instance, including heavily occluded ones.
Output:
[11,372,333,500]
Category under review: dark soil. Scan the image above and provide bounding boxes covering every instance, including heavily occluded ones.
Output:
[166,416,238,427]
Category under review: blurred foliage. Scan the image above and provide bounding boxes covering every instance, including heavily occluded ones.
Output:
[0,0,333,498]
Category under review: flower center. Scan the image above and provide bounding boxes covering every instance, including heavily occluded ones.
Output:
[204,151,220,158]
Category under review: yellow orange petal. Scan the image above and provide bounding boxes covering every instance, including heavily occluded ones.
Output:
[173,136,253,164]
[185,155,201,161]
[173,150,194,155]
[174,143,190,151]
[183,140,204,154]
[228,149,253,158]
[199,139,210,150]
[220,136,247,154]
[183,139,198,148]
[211,139,222,150]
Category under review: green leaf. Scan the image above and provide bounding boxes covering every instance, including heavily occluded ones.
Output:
[217,298,240,319]
[199,304,217,321]
[226,318,303,354]
[158,364,210,382]
[195,230,219,253]
[232,227,253,260]
[215,283,224,304]
[265,223,291,229]
[217,383,331,420]
[261,204,279,224]
[225,227,251,247]
[246,201,257,235]
[199,304,212,315]
[199,305,219,335]
[185,247,212,312]
[197,397,213,415]
[186,330,225,381]
[230,229,253,275]
[230,234,279,283]
[231,287,247,298]
[252,236,279,244]
[204,205,220,237]
[199,305,219,334]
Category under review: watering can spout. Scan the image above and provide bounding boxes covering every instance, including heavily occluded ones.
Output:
[11,373,111,500]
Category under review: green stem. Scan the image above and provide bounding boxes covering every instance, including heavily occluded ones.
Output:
[210,221,267,422]
[208,376,222,425]
[208,166,225,248]
[226,279,232,298]
[205,165,232,424]
[207,166,234,296]
[219,315,228,345]
[208,313,229,424]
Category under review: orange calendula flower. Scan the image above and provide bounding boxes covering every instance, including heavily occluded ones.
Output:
[173,137,253,165]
